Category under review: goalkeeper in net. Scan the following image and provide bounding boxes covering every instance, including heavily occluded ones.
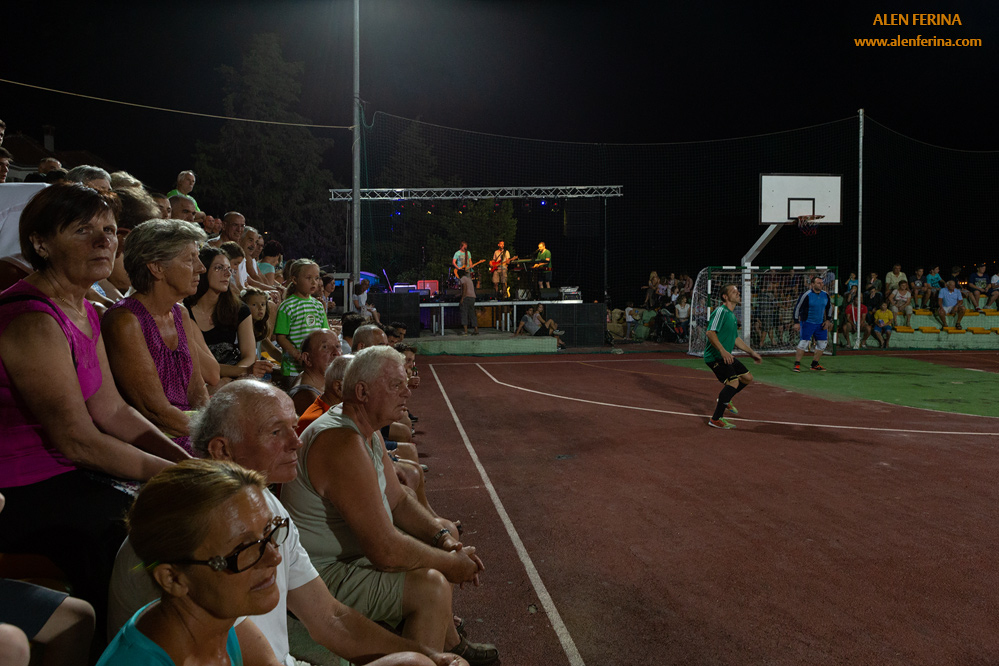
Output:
[792,275,834,372]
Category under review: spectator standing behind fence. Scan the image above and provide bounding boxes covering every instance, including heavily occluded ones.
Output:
[458,269,478,336]
[0,186,189,642]
[102,219,210,454]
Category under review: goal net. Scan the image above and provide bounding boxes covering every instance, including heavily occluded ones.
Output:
[687,266,840,357]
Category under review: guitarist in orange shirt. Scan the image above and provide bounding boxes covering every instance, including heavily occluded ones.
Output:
[489,240,517,299]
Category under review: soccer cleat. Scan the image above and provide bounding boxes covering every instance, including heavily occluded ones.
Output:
[726,402,739,416]
[810,363,827,371]
[708,417,735,429]
[792,363,801,373]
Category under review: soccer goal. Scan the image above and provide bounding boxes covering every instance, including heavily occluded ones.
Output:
[687,266,840,357]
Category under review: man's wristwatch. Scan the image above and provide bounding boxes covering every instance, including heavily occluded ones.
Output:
[431,527,451,548]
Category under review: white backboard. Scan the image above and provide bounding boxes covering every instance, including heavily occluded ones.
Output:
[760,173,842,224]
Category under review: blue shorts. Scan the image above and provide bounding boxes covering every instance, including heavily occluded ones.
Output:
[799,321,828,342]
[873,324,892,334]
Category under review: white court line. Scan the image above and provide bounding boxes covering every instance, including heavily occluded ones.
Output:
[429,365,586,666]
[473,364,999,438]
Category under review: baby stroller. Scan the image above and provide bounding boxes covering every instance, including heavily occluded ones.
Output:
[655,309,686,343]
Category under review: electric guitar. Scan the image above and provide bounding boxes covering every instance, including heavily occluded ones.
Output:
[453,259,485,279]
[489,255,518,272]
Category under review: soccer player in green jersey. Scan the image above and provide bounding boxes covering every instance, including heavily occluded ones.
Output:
[704,284,762,429]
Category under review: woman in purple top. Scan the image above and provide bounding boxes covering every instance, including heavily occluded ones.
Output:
[102,219,210,453]
[0,184,190,636]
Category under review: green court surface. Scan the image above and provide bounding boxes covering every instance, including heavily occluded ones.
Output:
[661,355,999,418]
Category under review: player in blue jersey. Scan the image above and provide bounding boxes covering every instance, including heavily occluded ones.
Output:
[792,276,834,372]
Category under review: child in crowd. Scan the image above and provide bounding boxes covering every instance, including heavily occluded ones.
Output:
[872,300,894,348]
[242,287,281,362]
[624,301,638,338]
[274,260,328,379]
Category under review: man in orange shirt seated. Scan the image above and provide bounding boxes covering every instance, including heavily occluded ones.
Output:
[297,354,351,435]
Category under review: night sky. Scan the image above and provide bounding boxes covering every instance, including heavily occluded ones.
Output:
[4,1,996,184]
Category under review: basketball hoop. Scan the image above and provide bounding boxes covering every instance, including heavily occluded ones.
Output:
[794,214,824,237]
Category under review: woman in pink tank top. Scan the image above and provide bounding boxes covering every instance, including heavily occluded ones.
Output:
[0,184,190,637]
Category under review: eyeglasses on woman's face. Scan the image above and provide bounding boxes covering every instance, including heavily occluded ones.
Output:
[169,516,289,574]
[212,264,233,276]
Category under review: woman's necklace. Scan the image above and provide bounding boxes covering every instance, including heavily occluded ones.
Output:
[43,273,88,319]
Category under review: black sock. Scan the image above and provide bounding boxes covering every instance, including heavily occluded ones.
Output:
[811,359,819,367]
[713,384,739,420]
[733,381,747,394]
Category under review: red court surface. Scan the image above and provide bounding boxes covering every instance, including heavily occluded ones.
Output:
[410,352,999,666]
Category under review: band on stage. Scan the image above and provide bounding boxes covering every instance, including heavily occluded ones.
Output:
[448,240,551,300]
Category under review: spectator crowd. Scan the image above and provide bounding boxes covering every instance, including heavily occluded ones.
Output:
[0,158,498,666]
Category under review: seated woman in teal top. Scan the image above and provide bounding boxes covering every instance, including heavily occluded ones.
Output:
[99,460,286,665]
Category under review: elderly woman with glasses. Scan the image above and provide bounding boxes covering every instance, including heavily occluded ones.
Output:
[183,246,271,384]
[98,459,287,665]
[101,219,210,453]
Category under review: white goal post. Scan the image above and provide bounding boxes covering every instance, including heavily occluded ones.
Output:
[687,266,840,357]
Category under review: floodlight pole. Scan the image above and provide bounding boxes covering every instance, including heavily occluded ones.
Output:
[855,108,864,349]
[351,0,361,285]
[603,198,608,303]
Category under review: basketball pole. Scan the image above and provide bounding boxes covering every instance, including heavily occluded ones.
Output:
[740,224,784,339]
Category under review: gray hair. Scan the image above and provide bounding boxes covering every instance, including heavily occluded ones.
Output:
[110,171,143,189]
[352,324,385,350]
[66,165,111,185]
[241,226,259,242]
[189,379,275,457]
[324,354,353,393]
[123,218,207,293]
[342,346,404,401]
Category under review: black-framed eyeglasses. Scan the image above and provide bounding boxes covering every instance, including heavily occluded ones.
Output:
[169,516,289,574]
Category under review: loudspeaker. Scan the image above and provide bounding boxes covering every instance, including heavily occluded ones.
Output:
[476,288,496,300]
[534,303,607,347]
[367,293,420,337]
[540,288,560,300]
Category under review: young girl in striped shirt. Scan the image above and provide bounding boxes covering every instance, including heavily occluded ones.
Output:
[274,259,329,379]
